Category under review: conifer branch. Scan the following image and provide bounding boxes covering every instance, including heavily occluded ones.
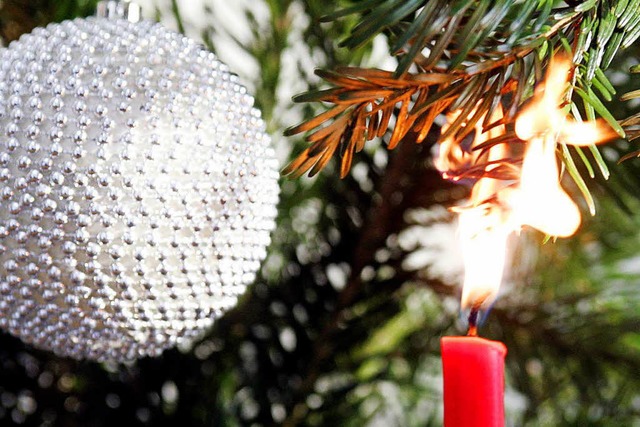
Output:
[284,0,640,189]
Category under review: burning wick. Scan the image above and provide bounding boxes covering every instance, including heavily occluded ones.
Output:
[467,307,480,337]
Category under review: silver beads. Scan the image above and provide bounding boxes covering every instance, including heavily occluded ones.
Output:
[0,17,279,361]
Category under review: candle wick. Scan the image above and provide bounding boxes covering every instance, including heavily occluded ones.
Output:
[467,307,479,337]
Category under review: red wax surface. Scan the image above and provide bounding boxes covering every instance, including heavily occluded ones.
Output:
[441,336,507,427]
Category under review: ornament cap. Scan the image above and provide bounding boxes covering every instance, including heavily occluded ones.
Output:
[96,0,141,23]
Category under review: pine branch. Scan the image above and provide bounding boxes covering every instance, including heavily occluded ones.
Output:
[284,0,640,203]
[282,68,455,178]
[283,1,575,178]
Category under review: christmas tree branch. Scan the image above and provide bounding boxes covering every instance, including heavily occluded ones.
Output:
[284,0,640,199]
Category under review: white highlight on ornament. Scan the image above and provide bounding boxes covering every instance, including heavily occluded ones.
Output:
[0,15,279,361]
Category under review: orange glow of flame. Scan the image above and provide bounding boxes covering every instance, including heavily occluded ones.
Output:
[515,56,617,146]
[435,107,507,182]
[507,135,581,237]
[511,55,616,237]
[437,55,617,310]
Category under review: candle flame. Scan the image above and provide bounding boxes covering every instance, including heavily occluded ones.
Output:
[437,106,511,309]
[458,205,510,309]
[437,55,617,310]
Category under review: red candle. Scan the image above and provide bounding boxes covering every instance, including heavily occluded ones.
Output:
[441,335,507,427]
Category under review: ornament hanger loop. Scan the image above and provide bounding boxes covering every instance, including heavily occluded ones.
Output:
[96,0,141,23]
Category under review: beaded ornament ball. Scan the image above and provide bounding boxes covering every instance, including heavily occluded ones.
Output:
[0,16,279,361]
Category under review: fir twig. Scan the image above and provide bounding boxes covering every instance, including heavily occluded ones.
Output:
[284,0,640,193]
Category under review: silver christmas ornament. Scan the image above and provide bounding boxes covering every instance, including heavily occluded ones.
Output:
[0,2,279,361]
